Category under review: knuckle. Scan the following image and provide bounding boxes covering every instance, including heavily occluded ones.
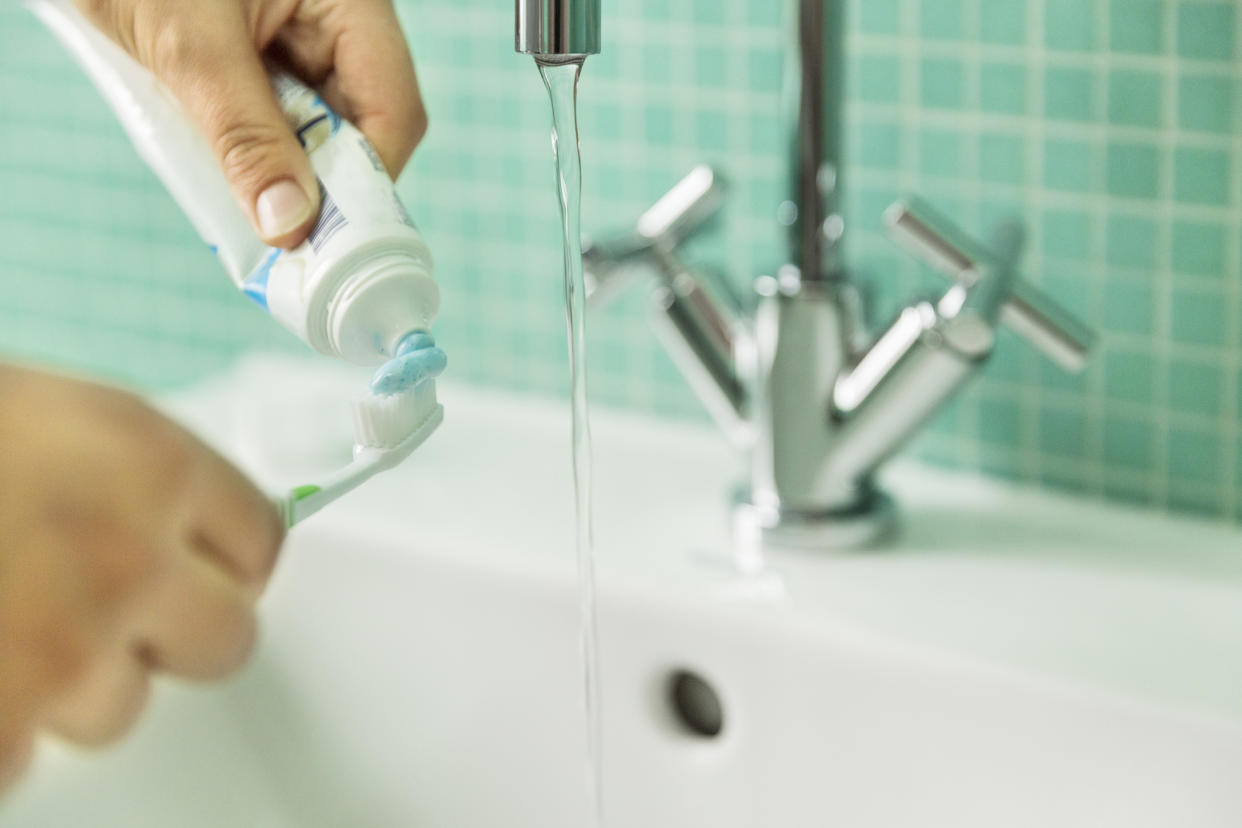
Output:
[144,18,202,83]
[249,512,285,584]
[223,495,285,588]
[214,120,292,195]
[142,15,230,91]
[199,492,284,588]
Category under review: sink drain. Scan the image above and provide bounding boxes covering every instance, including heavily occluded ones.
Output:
[666,669,724,738]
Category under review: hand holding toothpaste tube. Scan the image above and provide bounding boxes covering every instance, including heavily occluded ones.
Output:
[74,0,428,248]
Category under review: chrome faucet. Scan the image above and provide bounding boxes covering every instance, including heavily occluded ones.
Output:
[516,0,600,62]
[519,0,1094,551]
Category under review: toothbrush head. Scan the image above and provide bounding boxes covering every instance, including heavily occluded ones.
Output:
[350,381,443,464]
[276,382,443,531]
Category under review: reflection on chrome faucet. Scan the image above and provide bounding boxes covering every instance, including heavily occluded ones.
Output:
[581,0,1096,553]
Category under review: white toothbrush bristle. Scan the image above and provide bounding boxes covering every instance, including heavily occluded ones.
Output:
[351,381,438,450]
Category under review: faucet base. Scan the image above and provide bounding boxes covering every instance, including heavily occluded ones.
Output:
[731,487,897,555]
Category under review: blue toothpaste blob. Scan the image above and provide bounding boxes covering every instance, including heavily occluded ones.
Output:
[370,331,447,395]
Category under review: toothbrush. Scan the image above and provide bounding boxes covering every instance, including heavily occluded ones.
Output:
[274,379,444,529]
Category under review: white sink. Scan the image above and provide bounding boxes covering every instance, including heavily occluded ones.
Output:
[3,355,1241,827]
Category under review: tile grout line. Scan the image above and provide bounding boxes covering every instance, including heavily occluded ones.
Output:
[1079,0,1111,499]
[1221,0,1242,519]
[1022,0,1048,485]
[1149,0,1180,512]
[958,0,986,476]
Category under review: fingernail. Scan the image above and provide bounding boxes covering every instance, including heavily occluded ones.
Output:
[256,180,313,238]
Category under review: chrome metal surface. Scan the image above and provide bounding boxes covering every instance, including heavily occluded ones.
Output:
[516,0,601,58]
[783,0,846,282]
[733,488,897,558]
[821,303,987,489]
[648,253,751,448]
[579,167,748,444]
[638,164,723,241]
[572,0,1095,553]
[834,304,939,416]
[582,166,726,308]
[748,269,854,511]
[885,198,1095,372]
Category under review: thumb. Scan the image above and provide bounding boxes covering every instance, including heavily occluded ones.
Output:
[147,20,319,248]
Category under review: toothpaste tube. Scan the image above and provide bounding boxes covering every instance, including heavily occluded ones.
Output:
[29,0,439,366]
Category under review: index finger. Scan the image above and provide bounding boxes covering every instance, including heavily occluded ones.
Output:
[185,444,285,589]
[318,1,427,178]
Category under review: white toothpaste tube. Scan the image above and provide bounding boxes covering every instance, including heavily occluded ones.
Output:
[29,0,439,366]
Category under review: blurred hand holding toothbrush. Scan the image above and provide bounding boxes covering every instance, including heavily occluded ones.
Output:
[0,365,283,789]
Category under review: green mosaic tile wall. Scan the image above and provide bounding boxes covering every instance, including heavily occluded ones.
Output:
[0,0,1239,518]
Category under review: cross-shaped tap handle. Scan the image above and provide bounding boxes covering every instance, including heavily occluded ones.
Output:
[581,165,726,305]
[884,197,1095,372]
